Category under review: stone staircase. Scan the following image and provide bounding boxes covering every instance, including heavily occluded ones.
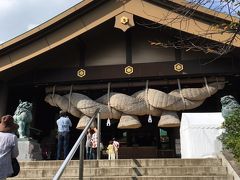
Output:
[8,158,233,180]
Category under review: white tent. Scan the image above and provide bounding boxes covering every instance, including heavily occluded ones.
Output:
[180,112,224,158]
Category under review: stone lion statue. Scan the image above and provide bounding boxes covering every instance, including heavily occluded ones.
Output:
[220,95,240,119]
[13,100,33,138]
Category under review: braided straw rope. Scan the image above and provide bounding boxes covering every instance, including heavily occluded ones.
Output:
[45,82,225,129]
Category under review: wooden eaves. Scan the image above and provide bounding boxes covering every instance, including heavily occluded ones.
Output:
[0,0,239,73]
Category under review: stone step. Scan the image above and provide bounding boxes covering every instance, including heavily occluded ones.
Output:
[8,175,233,180]
[14,166,228,178]
[7,159,233,180]
[18,158,222,168]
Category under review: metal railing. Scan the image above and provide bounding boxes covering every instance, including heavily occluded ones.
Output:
[53,108,100,180]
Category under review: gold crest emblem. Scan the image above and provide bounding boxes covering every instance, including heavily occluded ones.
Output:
[77,69,86,78]
[174,63,184,72]
[125,66,134,75]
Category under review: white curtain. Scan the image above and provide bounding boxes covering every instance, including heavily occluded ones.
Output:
[180,113,224,158]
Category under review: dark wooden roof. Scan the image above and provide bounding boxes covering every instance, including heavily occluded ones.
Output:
[0,0,239,73]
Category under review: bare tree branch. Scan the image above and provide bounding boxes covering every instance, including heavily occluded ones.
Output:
[135,0,240,64]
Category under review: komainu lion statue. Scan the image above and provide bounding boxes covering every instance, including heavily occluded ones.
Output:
[220,95,240,119]
[13,100,33,138]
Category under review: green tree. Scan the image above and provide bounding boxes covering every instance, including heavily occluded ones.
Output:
[220,108,240,162]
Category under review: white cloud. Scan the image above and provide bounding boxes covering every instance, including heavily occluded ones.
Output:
[27,24,38,31]
[0,0,82,43]
[0,0,17,10]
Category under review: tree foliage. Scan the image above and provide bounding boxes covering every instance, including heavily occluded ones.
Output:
[220,109,240,162]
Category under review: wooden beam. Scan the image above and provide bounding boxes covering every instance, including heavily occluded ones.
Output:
[45,76,226,93]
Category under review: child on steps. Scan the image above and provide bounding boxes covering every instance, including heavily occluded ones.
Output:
[107,140,116,160]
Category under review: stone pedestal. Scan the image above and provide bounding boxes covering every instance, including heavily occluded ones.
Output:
[18,138,42,160]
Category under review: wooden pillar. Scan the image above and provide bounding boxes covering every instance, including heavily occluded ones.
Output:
[0,82,8,117]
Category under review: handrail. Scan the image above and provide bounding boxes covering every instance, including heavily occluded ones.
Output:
[53,108,100,180]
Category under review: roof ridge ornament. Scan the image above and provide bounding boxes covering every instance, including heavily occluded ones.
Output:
[114,12,135,32]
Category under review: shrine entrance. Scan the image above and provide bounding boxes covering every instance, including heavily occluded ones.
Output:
[100,116,179,159]
[6,77,231,160]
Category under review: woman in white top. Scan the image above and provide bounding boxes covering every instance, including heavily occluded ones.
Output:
[0,115,19,180]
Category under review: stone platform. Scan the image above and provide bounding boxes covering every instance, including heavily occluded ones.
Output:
[18,138,42,160]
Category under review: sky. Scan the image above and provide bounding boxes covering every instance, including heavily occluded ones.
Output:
[0,0,82,44]
[0,0,239,45]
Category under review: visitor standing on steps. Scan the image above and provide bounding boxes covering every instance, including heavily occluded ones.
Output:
[90,127,98,159]
[107,140,116,160]
[85,128,94,159]
[113,137,120,159]
[56,111,72,160]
